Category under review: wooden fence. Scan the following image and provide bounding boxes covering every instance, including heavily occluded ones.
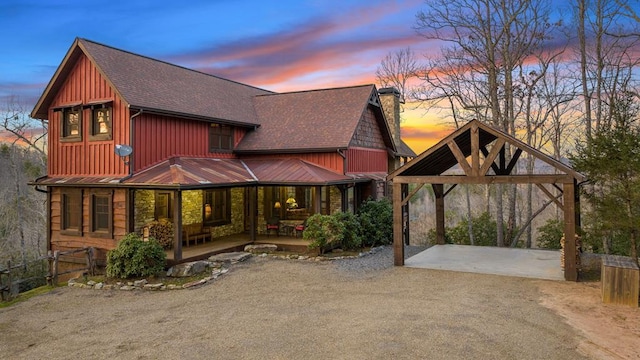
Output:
[0,247,95,302]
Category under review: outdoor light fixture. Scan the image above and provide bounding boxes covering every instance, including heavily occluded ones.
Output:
[274,201,281,209]
[286,197,297,209]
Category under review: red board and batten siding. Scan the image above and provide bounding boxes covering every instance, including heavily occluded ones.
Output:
[133,114,240,171]
[48,53,130,177]
[244,152,344,174]
[345,147,388,173]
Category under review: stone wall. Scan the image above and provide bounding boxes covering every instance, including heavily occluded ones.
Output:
[134,189,155,232]
[330,186,342,214]
[210,188,245,237]
[182,190,203,225]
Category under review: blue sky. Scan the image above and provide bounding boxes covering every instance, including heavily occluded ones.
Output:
[0,0,426,104]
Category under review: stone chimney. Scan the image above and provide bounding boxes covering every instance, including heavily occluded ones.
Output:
[378,87,401,146]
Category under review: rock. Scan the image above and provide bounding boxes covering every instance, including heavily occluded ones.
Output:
[87,280,97,286]
[166,260,210,277]
[244,244,278,253]
[182,279,207,289]
[133,279,147,287]
[94,282,104,290]
[143,283,163,290]
[167,284,180,290]
[298,256,309,260]
[103,285,114,290]
[208,252,251,264]
[120,285,135,291]
[67,278,78,286]
[127,282,134,286]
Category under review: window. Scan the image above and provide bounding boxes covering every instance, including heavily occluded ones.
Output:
[91,107,112,139]
[61,189,82,235]
[203,189,231,226]
[90,191,112,237]
[209,124,232,152]
[155,191,173,220]
[62,108,81,139]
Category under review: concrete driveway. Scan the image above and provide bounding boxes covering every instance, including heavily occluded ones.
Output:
[405,244,565,280]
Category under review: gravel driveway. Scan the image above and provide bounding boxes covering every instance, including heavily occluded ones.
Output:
[0,247,590,359]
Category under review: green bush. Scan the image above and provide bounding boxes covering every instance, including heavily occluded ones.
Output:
[536,218,563,249]
[106,233,166,279]
[447,212,497,246]
[357,198,393,247]
[333,211,362,250]
[304,214,345,253]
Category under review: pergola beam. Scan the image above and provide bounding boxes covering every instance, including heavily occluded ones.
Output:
[393,174,575,185]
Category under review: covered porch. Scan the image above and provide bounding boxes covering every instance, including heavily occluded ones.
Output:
[125,157,379,263]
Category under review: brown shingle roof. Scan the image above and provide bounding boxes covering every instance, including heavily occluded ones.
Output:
[396,139,417,158]
[235,85,380,152]
[33,38,272,125]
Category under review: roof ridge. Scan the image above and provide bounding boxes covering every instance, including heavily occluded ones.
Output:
[78,37,275,94]
[254,84,374,98]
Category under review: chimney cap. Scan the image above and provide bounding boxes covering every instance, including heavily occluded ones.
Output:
[378,87,401,96]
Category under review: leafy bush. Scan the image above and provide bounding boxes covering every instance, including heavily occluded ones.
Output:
[304,214,345,253]
[106,233,166,279]
[357,198,393,247]
[447,212,497,246]
[332,211,362,250]
[142,219,174,250]
[536,218,563,249]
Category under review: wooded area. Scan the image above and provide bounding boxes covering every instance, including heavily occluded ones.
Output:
[377,0,640,262]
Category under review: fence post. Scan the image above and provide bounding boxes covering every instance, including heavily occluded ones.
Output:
[46,250,53,286]
[52,250,60,286]
[85,247,95,276]
[7,260,13,301]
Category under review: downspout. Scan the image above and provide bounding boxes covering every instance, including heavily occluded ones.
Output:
[34,174,48,193]
[119,108,143,183]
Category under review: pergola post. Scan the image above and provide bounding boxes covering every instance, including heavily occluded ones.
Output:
[563,182,577,281]
[433,184,445,245]
[393,181,404,266]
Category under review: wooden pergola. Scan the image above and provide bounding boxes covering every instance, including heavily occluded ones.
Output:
[388,120,586,281]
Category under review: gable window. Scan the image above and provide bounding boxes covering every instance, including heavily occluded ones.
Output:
[61,189,82,236]
[209,124,233,152]
[90,190,112,238]
[62,107,82,140]
[203,189,231,226]
[90,106,112,139]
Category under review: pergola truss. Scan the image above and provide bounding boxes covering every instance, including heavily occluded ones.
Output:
[387,120,586,281]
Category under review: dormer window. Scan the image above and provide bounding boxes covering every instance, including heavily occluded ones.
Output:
[61,107,82,141]
[209,123,232,152]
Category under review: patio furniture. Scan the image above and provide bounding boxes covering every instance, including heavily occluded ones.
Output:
[266,217,280,237]
[294,220,306,238]
[182,223,211,247]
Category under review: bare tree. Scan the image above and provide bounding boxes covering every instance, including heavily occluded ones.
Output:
[414,0,557,246]
[376,47,420,104]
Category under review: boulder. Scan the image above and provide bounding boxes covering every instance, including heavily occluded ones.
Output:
[166,260,210,277]
[244,244,278,253]
[208,252,251,264]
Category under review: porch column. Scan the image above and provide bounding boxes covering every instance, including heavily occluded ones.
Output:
[393,181,404,266]
[433,184,445,245]
[563,181,577,281]
[173,190,183,262]
[249,186,257,242]
[314,186,322,214]
[402,183,410,245]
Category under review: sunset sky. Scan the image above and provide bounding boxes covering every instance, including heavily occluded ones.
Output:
[0,0,604,153]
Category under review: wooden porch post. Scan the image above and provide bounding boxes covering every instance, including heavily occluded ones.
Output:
[173,190,183,262]
[433,184,445,245]
[402,183,410,245]
[563,182,577,281]
[393,181,404,266]
[249,186,257,242]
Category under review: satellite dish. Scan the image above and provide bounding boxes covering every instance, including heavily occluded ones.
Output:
[114,144,133,158]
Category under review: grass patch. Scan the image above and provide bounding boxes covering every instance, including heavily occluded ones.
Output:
[0,285,58,308]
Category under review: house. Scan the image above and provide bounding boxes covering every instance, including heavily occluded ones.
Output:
[31,38,416,266]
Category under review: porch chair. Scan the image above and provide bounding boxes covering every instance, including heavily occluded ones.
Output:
[266,217,280,237]
[294,219,307,238]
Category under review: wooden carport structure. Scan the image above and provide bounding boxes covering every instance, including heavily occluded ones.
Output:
[387,120,586,281]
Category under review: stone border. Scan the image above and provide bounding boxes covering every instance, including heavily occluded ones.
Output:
[67,246,387,292]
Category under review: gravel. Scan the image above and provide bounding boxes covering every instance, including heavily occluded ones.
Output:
[0,246,589,360]
[332,245,428,274]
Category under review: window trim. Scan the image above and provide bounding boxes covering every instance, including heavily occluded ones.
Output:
[203,188,231,226]
[60,106,82,142]
[60,189,82,236]
[89,105,113,141]
[208,124,233,153]
[89,190,113,238]
[154,191,173,220]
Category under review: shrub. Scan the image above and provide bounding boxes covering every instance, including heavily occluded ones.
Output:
[357,198,393,247]
[142,219,174,250]
[447,212,497,246]
[106,233,166,279]
[332,211,362,250]
[536,218,563,249]
[304,214,345,253]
